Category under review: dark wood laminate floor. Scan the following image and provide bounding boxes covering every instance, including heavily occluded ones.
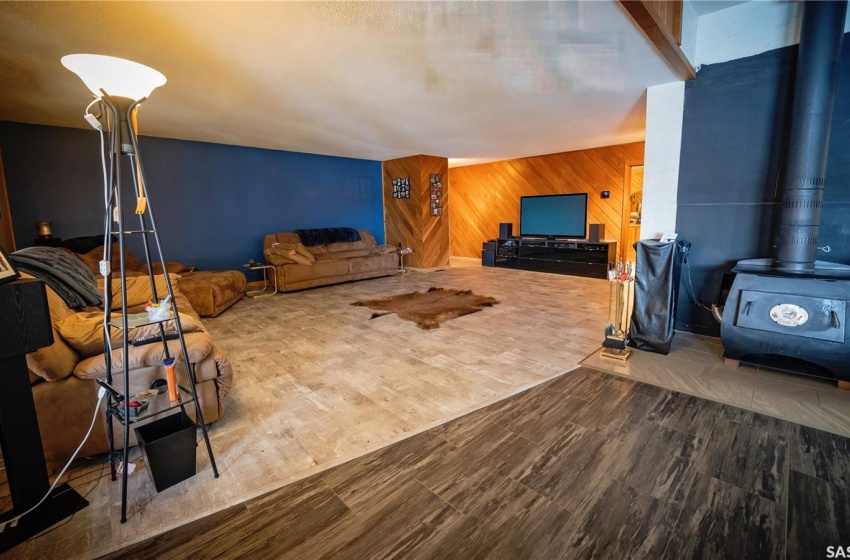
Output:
[101,367,850,560]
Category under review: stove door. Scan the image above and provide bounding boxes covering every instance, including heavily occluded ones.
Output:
[735,290,845,343]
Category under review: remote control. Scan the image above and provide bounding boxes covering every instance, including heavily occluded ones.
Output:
[131,331,179,346]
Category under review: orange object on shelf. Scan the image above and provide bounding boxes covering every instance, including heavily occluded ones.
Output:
[163,357,179,402]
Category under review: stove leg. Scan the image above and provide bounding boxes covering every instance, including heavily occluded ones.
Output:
[838,381,850,391]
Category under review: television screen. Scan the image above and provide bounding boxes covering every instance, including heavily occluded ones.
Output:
[520,193,588,238]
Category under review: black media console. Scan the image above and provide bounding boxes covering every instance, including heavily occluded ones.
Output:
[485,237,617,279]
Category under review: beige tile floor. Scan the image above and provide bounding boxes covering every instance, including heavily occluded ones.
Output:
[5,259,850,558]
[7,262,609,559]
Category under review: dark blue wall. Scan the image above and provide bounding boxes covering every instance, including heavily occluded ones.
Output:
[0,122,384,270]
[676,33,850,336]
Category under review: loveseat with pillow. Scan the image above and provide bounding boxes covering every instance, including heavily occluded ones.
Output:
[72,243,246,317]
[12,247,233,464]
[262,228,397,292]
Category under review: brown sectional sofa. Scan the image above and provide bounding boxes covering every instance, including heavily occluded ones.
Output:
[263,229,398,292]
[23,263,232,464]
[74,244,246,317]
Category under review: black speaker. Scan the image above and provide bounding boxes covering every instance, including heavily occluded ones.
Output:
[482,250,496,267]
[499,223,513,238]
[0,279,53,358]
[482,241,497,251]
[588,223,605,243]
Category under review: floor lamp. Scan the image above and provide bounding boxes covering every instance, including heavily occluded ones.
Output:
[62,54,219,523]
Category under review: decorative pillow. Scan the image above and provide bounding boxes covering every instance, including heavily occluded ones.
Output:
[264,247,296,266]
[77,245,144,275]
[267,239,316,263]
[26,325,79,382]
[288,250,314,266]
[97,274,181,310]
[293,244,316,262]
[57,311,204,358]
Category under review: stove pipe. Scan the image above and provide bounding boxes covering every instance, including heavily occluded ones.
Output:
[774,0,847,274]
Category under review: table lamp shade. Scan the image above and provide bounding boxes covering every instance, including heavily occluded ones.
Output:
[61,54,166,101]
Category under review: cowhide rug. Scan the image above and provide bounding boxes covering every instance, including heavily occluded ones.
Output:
[352,287,500,330]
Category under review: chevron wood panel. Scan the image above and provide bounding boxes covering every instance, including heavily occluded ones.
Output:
[384,156,422,265]
[418,155,450,268]
[383,155,450,269]
[449,142,644,258]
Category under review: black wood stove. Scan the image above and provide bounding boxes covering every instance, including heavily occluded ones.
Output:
[720,0,850,383]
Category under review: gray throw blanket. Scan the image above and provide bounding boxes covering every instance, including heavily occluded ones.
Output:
[10,247,102,309]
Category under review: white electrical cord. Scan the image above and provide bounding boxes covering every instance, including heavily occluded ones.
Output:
[0,387,107,533]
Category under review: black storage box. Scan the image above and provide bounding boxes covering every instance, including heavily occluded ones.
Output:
[135,412,197,492]
[482,250,496,267]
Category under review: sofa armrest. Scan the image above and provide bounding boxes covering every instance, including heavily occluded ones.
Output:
[375,244,398,255]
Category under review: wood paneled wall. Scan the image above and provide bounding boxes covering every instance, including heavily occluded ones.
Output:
[642,0,683,44]
[449,142,644,258]
[383,155,450,269]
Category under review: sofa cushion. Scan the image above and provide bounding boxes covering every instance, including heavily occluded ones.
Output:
[57,311,204,358]
[98,273,181,310]
[150,261,194,275]
[327,249,372,260]
[280,259,349,284]
[74,331,214,379]
[178,270,246,317]
[77,244,144,275]
[26,324,79,382]
[348,253,399,275]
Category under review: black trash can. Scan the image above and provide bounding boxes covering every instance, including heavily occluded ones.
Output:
[629,239,690,354]
[135,412,197,492]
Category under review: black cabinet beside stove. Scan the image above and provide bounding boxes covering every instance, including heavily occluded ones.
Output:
[493,238,616,279]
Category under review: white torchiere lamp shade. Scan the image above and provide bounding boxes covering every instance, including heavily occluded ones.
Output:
[61,54,166,100]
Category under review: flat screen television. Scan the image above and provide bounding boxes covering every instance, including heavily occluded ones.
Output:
[520,193,588,239]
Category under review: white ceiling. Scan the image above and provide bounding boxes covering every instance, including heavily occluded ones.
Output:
[0,1,678,167]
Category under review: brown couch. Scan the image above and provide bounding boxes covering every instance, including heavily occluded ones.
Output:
[24,268,233,464]
[263,229,397,292]
[74,244,246,317]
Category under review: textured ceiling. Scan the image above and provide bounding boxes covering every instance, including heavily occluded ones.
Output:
[0,1,678,166]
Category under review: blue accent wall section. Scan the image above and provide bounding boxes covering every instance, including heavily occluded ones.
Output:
[675,33,850,336]
[0,123,384,270]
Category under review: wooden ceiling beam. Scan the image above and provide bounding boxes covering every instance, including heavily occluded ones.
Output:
[619,0,696,81]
